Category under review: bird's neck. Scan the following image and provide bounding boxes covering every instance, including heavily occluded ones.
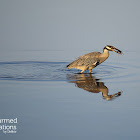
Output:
[101,49,109,58]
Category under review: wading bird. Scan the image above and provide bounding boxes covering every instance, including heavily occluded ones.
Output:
[67,45,122,73]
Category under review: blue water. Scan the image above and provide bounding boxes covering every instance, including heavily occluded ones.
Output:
[0,52,140,140]
[0,57,138,83]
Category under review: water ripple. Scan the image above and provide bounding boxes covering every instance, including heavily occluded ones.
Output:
[0,60,139,83]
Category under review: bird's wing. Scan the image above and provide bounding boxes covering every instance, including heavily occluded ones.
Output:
[67,52,101,68]
[79,52,101,67]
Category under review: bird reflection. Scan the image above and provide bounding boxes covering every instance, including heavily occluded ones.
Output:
[67,73,121,101]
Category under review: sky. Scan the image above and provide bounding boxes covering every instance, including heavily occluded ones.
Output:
[0,0,140,61]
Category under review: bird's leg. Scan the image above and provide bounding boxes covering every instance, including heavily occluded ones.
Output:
[89,69,92,73]
[80,70,84,74]
[80,67,87,74]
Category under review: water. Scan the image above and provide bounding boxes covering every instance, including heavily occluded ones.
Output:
[0,51,140,139]
[0,52,138,83]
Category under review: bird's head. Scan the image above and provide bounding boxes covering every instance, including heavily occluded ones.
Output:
[104,45,122,54]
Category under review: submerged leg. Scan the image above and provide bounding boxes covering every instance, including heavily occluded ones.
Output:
[80,70,85,73]
[89,69,92,73]
[80,67,87,74]
[88,66,95,73]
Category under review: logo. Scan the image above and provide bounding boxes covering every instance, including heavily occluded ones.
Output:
[0,118,17,134]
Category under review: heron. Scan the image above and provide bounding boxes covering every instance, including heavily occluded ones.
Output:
[67,45,122,73]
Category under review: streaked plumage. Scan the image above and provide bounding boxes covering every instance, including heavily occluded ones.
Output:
[67,45,122,73]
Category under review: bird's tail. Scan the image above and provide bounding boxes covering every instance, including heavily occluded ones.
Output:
[67,59,80,69]
[66,63,71,69]
[67,62,74,69]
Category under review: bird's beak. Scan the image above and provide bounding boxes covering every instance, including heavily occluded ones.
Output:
[112,47,122,54]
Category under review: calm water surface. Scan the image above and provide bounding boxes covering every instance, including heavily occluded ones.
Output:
[0,51,140,140]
